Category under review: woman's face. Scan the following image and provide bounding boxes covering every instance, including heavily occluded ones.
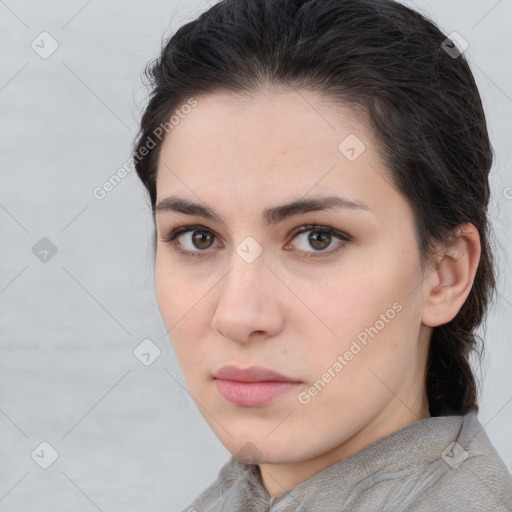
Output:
[154,89,432,475]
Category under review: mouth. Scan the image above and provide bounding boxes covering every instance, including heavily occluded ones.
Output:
[213,365,302,407]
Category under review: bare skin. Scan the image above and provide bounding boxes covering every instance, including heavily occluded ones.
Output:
[153,88,481,497]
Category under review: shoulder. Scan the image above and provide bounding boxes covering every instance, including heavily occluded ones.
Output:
[403,410,512,511]
[404,463,512,511]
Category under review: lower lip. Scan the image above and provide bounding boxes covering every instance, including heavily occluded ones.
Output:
[214,379,300,407]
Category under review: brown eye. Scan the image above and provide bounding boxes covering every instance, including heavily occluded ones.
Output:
[191,230,215,250]
[308,231,332,251]
[290,225,349,255]
[161,225,221,256]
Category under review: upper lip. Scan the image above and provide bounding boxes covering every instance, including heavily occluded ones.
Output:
[213,365,300,383]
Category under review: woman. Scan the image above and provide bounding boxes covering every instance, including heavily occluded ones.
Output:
[133,0,512,510]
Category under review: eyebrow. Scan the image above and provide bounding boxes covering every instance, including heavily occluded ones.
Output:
[155,194,370,226]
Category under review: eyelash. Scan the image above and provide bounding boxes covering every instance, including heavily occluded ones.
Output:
[159,223,351,259]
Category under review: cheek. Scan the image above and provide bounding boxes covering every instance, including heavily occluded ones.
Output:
[294,257,402,340]
[297,306,417,431]
[154,259,202,363]
[154,253,203,323]
[297,250,421,375]
[154,261,179,325]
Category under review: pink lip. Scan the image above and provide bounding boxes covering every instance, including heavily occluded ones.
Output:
[213,365,302,407]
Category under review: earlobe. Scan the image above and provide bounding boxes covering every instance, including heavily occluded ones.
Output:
[421,223,481,327]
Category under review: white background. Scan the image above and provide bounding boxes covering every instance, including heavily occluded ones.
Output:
[0,0,511,510]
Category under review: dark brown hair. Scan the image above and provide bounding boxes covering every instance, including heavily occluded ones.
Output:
[133,0,497,416]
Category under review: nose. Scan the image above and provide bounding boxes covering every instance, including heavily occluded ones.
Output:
[211,252,284,345]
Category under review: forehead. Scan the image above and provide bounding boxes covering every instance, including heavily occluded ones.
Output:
[158,89,370,166]
[155,89,399,219]
[180,87,362,128]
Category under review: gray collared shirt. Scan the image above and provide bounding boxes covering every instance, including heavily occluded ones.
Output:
[181,410,512,511]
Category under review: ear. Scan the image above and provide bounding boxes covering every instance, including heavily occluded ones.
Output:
[421,223,481,327]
